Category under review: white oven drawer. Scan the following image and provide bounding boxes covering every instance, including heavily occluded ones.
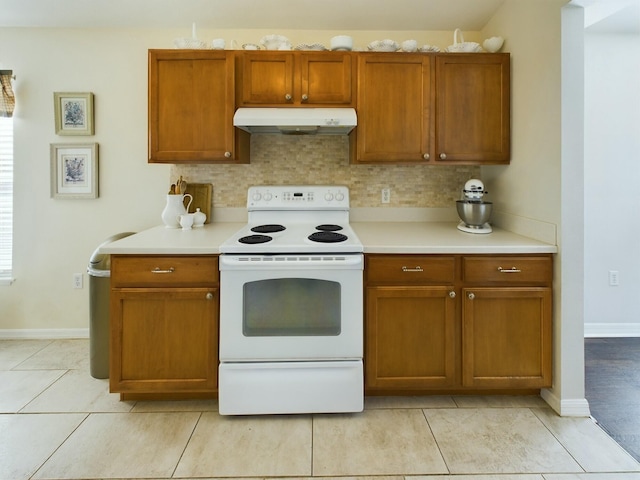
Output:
[219,360,364,415]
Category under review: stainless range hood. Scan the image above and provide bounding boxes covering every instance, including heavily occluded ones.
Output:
[233,108,357,135]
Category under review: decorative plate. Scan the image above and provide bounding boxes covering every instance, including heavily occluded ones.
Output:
[295,43,328,51]
[367,39,400,52]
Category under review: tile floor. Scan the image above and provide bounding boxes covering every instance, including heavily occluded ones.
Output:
[1,339,640,480]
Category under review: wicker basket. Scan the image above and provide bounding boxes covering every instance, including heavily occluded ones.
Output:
[445,29,482,53]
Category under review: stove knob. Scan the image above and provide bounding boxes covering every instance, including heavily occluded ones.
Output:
[335,192,345,201]
[252,192,262,202]
[324,192,334,201]
[263,192,273,201]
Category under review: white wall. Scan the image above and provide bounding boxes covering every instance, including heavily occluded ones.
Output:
[583,31,640,337]
[0,26,477,335]
[481,0,591,416]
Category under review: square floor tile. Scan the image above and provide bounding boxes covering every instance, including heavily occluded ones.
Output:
[0,339,51,370]
[21,370,133,413]
[33,412,199,479]
[532,408,640,472]
[0,413,86,480]
[132,398,218,412]
[544,474,640,479]
[365,395,456,409]
[424,408,582,474]
[414,475,544,479]
[175,412,312,477]
[453,395,550,408]
[15,339,89,371]
[313,409,447,476]
[0,370,65,412]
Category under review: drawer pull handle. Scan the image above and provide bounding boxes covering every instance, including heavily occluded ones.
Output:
[402,266,424,272]
[498,266,522,273]
[151,267,175,274]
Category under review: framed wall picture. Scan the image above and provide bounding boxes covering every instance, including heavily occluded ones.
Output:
[50,143,99,198]
[53,92,94,135]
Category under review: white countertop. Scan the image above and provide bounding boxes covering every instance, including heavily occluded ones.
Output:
[353,222,556,254]
[100,221,557,255]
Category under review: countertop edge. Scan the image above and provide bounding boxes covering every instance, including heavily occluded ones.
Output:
[99,221,558,255]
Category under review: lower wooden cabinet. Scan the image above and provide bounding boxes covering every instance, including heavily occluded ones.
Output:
[462,286,552,389]
[109,255,219,398]
[366,286,456,389]
[364,254,553,394]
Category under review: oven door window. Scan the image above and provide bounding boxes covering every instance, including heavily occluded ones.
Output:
[243,278,341,336]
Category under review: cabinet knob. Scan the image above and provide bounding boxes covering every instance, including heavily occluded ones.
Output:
[449,291,456,298]
[224,151,231,158]
[206,292,214,300]
[439,153,447,160]
[285,93,292,101]
[301,94,309,101]
[423,153,430,160]
[467,292,475,300]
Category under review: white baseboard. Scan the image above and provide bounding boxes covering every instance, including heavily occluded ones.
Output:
[584,323,640,338]
[0,328,89,339]
[541,389,591,417]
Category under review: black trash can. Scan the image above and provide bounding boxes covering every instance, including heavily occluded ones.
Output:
[87,232,136,379]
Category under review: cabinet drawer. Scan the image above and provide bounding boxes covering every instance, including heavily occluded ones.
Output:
[366,255,456,285]
[462,256,552,284]
[111,255,219,287]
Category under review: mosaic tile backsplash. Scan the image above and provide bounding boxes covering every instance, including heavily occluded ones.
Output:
[171,135,480,208]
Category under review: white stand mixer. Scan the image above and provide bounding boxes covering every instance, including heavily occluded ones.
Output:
[456,179,493,234]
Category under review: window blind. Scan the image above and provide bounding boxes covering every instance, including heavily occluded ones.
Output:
[0,116,13,283]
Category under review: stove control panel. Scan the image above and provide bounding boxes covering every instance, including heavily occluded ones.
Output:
[247,185,350,210]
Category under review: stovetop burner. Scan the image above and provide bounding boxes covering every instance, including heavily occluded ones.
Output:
[239,234,273,244]
[308,231,348,243]
[315,224,343,232]
[251,224,286,234]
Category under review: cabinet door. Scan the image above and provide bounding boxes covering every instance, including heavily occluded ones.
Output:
[435,53,510,164]
[148,50,248,163]
[239,52,295,105]
[355,54,432,163]
[299,53,354,105]
[462,287,552,388]
[110,288,219,394]
[366,286,456,389]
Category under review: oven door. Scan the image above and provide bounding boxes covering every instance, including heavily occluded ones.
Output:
[219,254,363,362]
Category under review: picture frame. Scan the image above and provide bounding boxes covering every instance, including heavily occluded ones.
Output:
[50,143,99,199]
[53,92,94,135]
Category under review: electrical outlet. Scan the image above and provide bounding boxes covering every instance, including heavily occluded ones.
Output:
[381,188,391,204]
[73,273,83,289]
[609,270,619,286]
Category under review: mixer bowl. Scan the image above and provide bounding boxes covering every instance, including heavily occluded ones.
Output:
[456,200,493,226]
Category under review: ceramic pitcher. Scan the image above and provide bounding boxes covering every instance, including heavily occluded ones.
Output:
[161,193,193,228]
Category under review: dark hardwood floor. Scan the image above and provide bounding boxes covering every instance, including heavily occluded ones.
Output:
[585,337,640,461]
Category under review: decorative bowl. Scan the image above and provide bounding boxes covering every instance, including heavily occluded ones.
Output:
[483,36,505,53]
[367,39,400,52]
[260,34,292,50]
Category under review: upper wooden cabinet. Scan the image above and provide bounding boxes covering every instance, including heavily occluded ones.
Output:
[434,54,510,164]
[148,50,249,164]
[355,54,432,163]
[353,52,510,165]
[236,51,355,106]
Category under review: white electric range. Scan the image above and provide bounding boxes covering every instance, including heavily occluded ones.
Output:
[218,185,364,415]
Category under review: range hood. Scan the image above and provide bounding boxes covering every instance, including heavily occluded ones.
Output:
[233,108,357,135]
